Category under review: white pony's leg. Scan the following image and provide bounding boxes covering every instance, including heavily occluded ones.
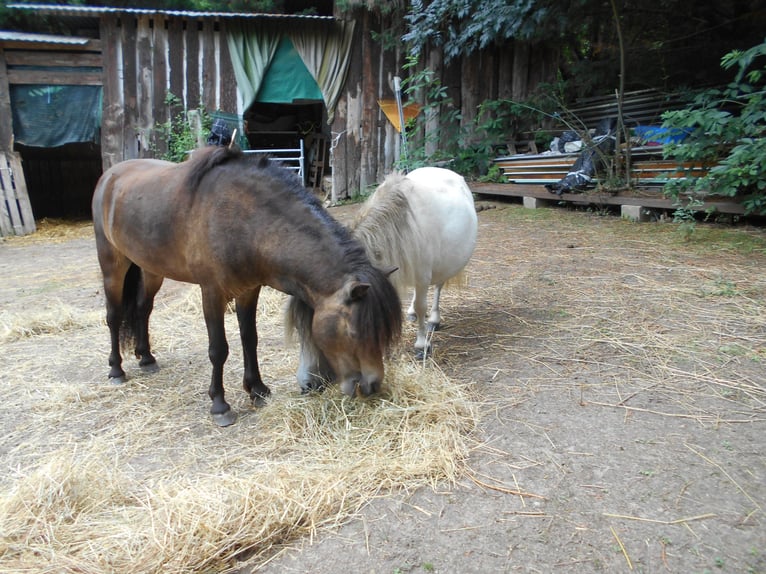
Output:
[427,283,444,330]
[406,291,417,322]
[296,338,332,392]
[412,284,430,354]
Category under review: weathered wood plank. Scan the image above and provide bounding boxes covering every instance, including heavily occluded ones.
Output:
[0,47,14,151]
[218,21,237,113]
[7,69,102,85]
[121,15,139,160]
[469,182,746,215]
[167,18,184,107]
[152,17,169,157]
[100,14,122,168]
[0,151,35,236]
[4,50,102,67]
[0,157,14,235]
[137,16,153,157]
[0,39,102,51]
[201,19,217,112]
[186,19,201,109]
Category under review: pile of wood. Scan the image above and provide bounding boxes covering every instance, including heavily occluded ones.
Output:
[494,145,707,186]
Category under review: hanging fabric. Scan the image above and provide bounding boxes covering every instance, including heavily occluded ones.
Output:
[225,21,280,110]
[289,20,355,124]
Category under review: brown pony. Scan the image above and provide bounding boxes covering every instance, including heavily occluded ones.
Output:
[92,146,401,426]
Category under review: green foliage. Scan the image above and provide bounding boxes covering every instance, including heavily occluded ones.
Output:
[662,39,766,216]
[152,93,212,163]
[403,0,580,62]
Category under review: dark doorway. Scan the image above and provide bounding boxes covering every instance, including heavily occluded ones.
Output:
[244,101,329,192]
[15,142,102,220]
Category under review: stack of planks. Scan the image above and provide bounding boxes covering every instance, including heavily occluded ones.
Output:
[494,146,707,186]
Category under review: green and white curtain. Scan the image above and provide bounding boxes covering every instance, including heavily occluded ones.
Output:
[226,20,356,123]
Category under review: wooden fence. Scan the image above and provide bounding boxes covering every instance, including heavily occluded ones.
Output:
[0,151,35,236]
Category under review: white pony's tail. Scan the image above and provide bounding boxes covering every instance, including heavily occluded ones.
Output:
[445,268,470,289]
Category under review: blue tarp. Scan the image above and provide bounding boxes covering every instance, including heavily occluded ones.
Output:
[11,84,102,147]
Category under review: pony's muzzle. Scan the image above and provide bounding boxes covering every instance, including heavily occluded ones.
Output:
[340,374,381,397]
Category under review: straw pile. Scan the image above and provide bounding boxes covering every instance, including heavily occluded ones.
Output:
[0,284,478,573]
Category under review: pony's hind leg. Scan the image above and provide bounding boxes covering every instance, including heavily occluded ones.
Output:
[235,288,271,406]
[97,243,131,383]
[427,283,444,331]
[105,288,126,382]
[411,284,431,358]
[135,271,163,372]
[201,286,237,427]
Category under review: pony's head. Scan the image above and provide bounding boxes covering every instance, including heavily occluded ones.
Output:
[286,271,401,396]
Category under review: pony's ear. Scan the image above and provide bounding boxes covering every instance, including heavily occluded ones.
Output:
[347,281,371,302]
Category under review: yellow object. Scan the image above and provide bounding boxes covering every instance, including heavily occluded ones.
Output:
[378,99,421,133]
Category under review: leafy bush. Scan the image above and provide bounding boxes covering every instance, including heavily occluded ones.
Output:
[152,93,212,163]
[661,39,766,215]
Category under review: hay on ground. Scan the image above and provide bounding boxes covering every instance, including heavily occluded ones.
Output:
[0,285,478,573]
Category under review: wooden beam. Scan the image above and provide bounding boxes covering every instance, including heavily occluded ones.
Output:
[4,51,102,67]
[7,69,101,85]
[0,47,14,151]
[100,14,122,168]
[0,39,101,51]
[469,182,746,215]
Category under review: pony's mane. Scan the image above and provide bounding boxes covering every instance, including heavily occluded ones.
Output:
[183,145,244,191]
[352,173,424,292]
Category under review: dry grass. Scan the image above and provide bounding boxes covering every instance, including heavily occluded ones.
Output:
[1,218,93,245]
[0,285,478,573]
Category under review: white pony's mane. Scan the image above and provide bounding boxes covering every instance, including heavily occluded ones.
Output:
[352,173,424,294]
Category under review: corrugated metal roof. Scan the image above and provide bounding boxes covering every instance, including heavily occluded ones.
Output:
[0,30,91,44]
[6,3,335,21]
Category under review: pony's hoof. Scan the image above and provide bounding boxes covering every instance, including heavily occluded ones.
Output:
[340,379,357,397]
[109,375,127,385]
[251,393,269,407]
[140,362,160,374]
[406,312,417,323]
[414,345,432,360]
[212,409,238,427]
[427,321,440,332]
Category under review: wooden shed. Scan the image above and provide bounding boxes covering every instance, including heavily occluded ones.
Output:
[0,3,559,235]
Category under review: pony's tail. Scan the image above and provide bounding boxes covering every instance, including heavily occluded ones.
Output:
[445,268,470,290]
[119,263,143,354]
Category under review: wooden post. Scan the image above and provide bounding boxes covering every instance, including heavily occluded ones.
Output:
[0,47,14,152]
[100,15,123,169]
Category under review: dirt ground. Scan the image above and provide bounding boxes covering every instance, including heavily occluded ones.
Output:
[1,199,765,573]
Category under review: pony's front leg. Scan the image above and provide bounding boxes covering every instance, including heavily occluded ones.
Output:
[201,287,236,427]
[235,289,271,406]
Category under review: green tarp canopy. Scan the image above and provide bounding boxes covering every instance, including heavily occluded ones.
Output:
[256,37,322,103]
[226,20,355,123]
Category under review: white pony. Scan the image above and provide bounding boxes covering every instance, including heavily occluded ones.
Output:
[352,166,478,357]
